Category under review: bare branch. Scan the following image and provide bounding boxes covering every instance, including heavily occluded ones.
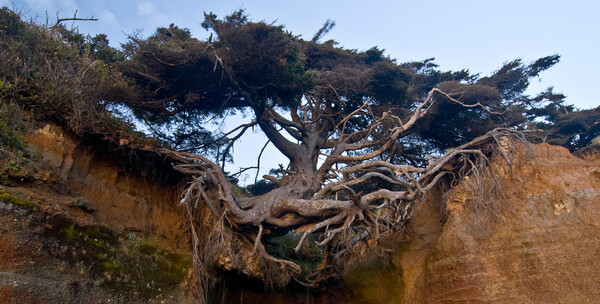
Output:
[219,121,258,169]
[54,9,97,26]
[254,140,271,183]
[434,88,504,115]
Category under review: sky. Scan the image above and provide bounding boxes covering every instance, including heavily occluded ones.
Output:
[3,0,600,181]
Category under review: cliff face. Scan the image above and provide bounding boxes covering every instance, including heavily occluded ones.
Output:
[393,142,600,303]
[23,125,187,245]
[2,125,600,303]
[0,125,193,303]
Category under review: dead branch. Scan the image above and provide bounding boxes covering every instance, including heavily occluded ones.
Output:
[54,9,98,27]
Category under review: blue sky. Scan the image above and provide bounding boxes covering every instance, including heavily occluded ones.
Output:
[3,0,599,180]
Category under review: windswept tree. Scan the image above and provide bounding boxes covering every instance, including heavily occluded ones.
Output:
[118,10,567,289]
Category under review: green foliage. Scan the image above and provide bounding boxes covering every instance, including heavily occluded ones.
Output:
[86,33,124,64]
[0,7,137,142]
[0,101,32,181]
[118,11,317,157]
[61,224,80,240]
[0,188,37,209]
[246,179,278,196]
[117,10,574,166]
[523,87,598,151]
[132,238,191,285]
[0,103,27,153]
[478,55,560,100]
[267,233,322,274]
[543,107,600,151]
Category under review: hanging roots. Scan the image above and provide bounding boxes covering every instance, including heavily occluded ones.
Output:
[153,128,527,296]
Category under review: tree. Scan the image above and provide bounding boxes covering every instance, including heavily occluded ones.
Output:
[119,10,565,289]
[524,87,599,151]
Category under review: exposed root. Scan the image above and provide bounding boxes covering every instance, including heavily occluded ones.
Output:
[153,112,527,296]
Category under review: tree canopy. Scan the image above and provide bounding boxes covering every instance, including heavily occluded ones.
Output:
[119,10,567,166]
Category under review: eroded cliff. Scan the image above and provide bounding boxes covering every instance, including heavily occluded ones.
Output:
[1,125,600,303]
[391,142,600,303]
[0,125,194,303]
